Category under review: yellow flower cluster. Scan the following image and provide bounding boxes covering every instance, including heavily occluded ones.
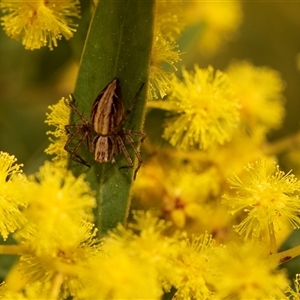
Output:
[0,149,299,299]
[227,61,286,132]
[0,0,80,50]
[149,65,240,150]
[148,2,182,99]
[45,97,71,167]
[0,152,26,240]
[223,159,300,248]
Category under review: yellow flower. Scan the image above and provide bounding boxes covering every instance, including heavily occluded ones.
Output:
[149,65,240,150]
[45,97,70,167]
[227,61,285,131]
[149,2,182,99]
[162,167,220,228]
[183,1,243,56]
[76,211,182,298]
[15,161,96,255]
[80,243,162,299]
[18,220,100,298]
[207,128,267,181]
[286,274,300,300]
[0,151,27,240]
[172,233,218,299]
[0,0,80,50]
[5,160,98,297]
[0,281,53,299]
[134,153,222,229]
[223,159,300,242]
[213,242,288,299]
[155,1,184,41]
[149,35,181,99]
[107,211,178,294]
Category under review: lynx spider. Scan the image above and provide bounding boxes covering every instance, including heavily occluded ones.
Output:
[64,78,145,178]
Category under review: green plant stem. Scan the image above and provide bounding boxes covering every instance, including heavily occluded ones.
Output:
[0,245,25,255]
[264,131,300,155]
[268,222,277,254]
[69,1,154,237]
[272,244,300,265]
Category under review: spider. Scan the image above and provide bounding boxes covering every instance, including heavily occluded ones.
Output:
[64,78,146,178]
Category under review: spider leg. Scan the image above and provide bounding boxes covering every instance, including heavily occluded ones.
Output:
[64,125,91,167]
[116,135,134,168]
[117,132,143,179]
[64,95,94,167]
[65,123,79,135]
[124,129,146,143]
[120,83,145,123]
[66,94,92,126]
[125,133,144,179]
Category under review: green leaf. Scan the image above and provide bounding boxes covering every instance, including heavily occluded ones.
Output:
[69,1,154,236]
